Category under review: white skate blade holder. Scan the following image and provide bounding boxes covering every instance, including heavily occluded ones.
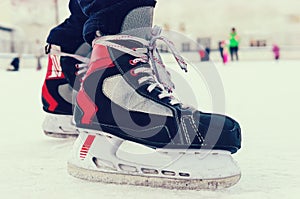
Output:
[43,112,78,138]
[68,130,241,190]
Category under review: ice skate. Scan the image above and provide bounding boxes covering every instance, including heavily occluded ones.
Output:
[67,6,241,189]
[42,44,89,138]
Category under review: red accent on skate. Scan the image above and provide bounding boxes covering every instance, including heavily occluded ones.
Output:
[46,54,65,79]
[85,44,115,77]
[79,135,96,160]
[77,88,98,125]
[42,82,58,112]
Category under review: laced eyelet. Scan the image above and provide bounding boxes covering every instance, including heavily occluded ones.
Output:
[130,69,138,77]
[129,60,137,66]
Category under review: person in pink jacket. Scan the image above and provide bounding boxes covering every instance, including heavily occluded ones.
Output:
[272,44,280,60]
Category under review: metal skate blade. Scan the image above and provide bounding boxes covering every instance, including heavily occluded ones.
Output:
[67,162,241,190]
[44,131,78,139]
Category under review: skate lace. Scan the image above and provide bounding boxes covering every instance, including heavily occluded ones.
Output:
[75,63,89,76]
[93,26,187,105]
[48,47,90,77]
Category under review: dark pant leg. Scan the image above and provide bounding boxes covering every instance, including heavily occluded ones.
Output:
[230,47,234,61]
[77,0,157,44]
[235,47,239,60]
[230,46,239,61]
[46,0,88,53]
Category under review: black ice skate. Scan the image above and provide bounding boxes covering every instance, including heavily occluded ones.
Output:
[42,44,89,138]
[67,25,241,189]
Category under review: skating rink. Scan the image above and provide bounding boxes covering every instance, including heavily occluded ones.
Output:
[0,59,299,199]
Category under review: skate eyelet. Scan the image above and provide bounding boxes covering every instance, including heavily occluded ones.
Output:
[129,60,137,66]
[130,69,138,77]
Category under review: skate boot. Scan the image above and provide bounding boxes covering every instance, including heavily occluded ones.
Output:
[68,8,241,190]
[41,44,90,138]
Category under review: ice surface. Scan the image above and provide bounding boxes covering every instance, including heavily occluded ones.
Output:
[0,60,300,199]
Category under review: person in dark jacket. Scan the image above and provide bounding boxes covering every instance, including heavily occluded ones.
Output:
[7,57,20,71]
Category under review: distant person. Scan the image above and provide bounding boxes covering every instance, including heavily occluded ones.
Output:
[35,39,44,71]
[205,46,210,61]
[199,46,210,61]
[36,56,42,71]
[219,40,229,64]
[218,41,224,60]
[272,44,280,60]
[229,27,240,61]
[7,56,20,71]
